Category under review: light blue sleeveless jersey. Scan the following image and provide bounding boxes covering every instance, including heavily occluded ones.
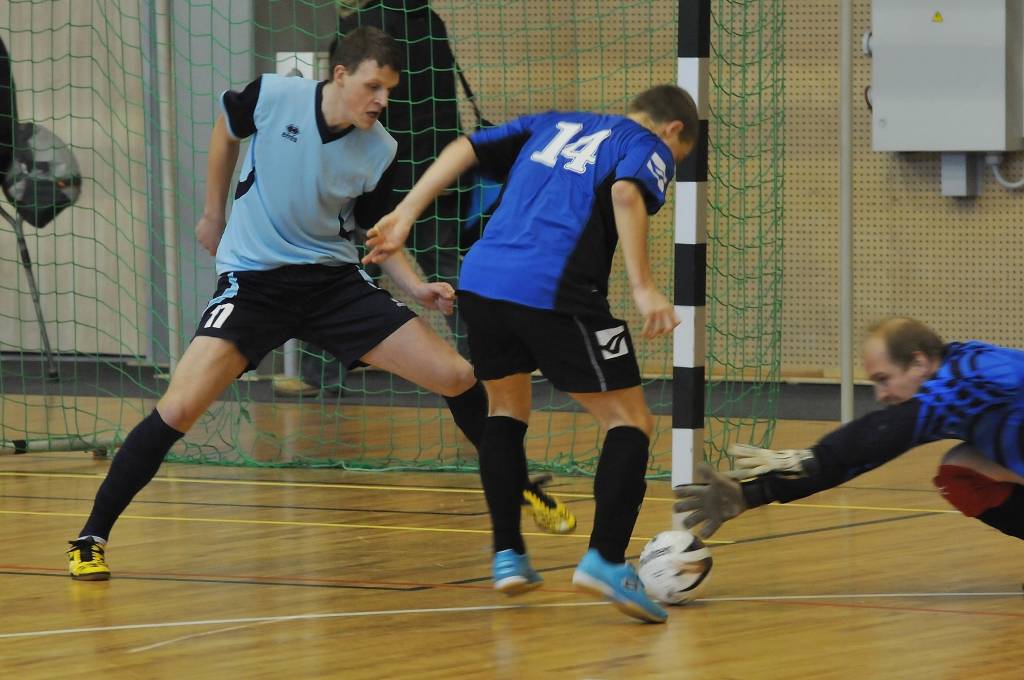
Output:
[215,74,397,274]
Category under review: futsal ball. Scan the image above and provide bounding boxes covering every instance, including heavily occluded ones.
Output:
[637,529,713,605]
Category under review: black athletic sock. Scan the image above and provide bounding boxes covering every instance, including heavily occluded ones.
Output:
[444,381,487,450]
[478,416,529,554]
[79,409,184,540]
[589,426,649,563]
[977,484,1024,540]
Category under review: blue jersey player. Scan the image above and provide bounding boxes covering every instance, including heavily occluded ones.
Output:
[676,317,1024,547]
[66,27,502,580]
[365,85,700,622]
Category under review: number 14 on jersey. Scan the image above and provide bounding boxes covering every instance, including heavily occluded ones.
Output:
[530,122,611,174]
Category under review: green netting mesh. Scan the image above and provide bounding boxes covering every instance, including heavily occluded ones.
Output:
[0,0,781,476]
[705,0,785,467]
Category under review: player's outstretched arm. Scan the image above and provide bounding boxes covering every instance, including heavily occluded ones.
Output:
[363,137,479,265]
[704,399,926,518]
[610,179,679,338]
[730,398,923,484]
[378,249,456,316]
[673,400,927,540]
[196,114,240,256]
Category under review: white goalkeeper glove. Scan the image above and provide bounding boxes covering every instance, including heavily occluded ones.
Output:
[726,443,816,479]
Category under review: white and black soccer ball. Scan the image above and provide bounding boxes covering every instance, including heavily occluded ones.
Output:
[638,529,713,605]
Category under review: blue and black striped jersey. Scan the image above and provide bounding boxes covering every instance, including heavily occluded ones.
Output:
[912,341,1024,475]
[740,340,1024,507]
[460,111,674,314]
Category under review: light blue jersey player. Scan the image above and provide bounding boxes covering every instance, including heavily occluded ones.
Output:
[215,72,396,273]
[67,27,493,581]
[366,85,700,622]
[676,318,1024,551]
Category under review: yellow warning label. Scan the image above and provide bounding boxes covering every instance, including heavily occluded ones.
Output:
[932,11,943,23]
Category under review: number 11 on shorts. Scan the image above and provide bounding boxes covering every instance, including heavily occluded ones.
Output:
[204,303,235,329]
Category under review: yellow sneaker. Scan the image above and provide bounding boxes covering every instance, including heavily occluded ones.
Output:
[523,474,577,534]
[68,538,111,580]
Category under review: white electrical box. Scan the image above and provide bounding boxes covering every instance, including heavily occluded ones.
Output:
[871,1,1023,152]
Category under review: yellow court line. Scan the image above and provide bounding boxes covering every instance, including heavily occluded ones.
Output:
[0,470,491,494]
[0,508,525,537]
[0,509,733,544]
[784,501,957,514]
[645,496,955,514]
[0,471,954,516]
[0,469,611,500]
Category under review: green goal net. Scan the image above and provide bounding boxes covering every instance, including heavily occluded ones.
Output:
[704,0,785,467]
[0,0,782,476]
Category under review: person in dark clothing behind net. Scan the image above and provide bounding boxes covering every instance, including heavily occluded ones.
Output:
[338,0,467,351]
[299,1,469,393]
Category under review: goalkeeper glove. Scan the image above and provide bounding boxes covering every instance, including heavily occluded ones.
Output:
[673,463,748,539]
[726,443,818,479]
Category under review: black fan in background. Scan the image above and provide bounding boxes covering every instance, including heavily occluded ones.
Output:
[0,35,83,381]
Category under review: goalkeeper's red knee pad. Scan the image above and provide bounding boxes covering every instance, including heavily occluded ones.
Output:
[933,464,1014,517]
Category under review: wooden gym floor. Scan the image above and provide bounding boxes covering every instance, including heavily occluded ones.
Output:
[2,399,1024,679]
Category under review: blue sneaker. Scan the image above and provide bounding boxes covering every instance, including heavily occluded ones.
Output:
[492,549,543,595]
[572,549,667,623]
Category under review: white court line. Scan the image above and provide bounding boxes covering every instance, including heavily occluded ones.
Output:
[1,592,1020,644]
[701,591,1021,602]
[0,601,610,641]
[128,620,280,653]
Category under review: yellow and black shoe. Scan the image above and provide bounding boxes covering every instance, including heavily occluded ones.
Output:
[68,538,111,581]
[523,474,577,534]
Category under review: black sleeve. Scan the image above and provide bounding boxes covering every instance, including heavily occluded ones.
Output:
[221,77,262,139]
[0,35,17,181]
[741,399,924,507]
[353,158,398,230]
[469,132,531,182]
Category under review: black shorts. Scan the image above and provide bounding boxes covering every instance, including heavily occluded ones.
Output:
[458,291,641,393]
[194,264,416,371]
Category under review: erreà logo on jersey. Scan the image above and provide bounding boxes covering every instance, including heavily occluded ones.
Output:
[594,325,629,360]
[281,124,300,142]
